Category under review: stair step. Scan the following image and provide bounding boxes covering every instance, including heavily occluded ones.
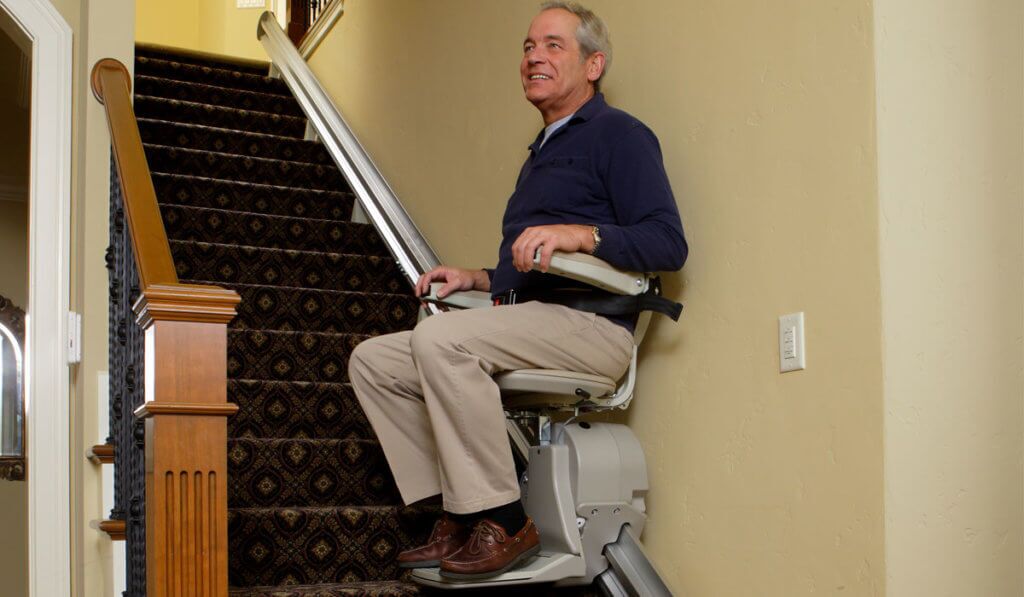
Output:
[139,119,332,164]
[135,75,304,117]
[135,95,306,138]
[226,328,369,383]
[145,144,345,191]
[228,380,374,441]
[161,205,386,256]
[171,241,409,295]
[135,43,270,75]
[229,581,423,597]
[152,173,355,221]
[229,438,401,507]
[185,281,418,334]
[228,505,440,586]
[135,55,290,95]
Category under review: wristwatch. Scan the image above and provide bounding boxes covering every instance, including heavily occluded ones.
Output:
[589,225,602,255]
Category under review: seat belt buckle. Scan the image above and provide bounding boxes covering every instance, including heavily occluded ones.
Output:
[493,289,517,306]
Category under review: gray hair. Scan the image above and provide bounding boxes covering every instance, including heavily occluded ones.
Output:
[539,1,613,89]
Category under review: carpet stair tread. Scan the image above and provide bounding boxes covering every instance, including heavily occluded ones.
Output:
[152,173,356,221]
[227,379,374,441]
[135,43,270,74]
[135,74,304,116]
[160,204,386,256]
[171,240,409,295]
[228,438,400,507]
[135,95,306,137]
[135,55,291,95]
[227,505,440,587]
[139,118,332,164]
[144,143,345,190]
[179,279,418,334]
[227,328,370,383]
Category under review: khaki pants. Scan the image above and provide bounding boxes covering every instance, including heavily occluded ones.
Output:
[348,301,634,514]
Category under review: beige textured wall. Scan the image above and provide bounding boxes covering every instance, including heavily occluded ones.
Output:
[874,0,1024,595]
[308,1,886,594]
[136,0,268,60]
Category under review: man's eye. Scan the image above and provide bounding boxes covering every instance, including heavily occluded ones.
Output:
[548,43,561,50]
[524,45,534,52]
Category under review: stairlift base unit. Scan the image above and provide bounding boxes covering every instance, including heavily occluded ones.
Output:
[411,422,648,589]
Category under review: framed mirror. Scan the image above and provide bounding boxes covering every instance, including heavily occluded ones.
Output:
[0,295,24,481]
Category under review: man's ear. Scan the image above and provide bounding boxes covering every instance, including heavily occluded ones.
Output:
[586,52,606,83]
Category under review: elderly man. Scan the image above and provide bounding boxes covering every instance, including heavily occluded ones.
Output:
[348,1,687,580]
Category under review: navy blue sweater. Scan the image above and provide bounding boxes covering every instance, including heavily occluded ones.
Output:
[489,94,687,302]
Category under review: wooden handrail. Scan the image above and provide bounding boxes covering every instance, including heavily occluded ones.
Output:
[91,58,177,289]
[91,57,241,597]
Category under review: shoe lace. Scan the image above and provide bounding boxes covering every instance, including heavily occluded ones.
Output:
[464,521,504,555]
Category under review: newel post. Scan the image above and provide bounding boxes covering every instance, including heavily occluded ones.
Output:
[133,284,241,597]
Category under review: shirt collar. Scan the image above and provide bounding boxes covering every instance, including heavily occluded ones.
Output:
[528,93,606,153]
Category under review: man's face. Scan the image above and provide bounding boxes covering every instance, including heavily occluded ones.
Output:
[520,9,601,120]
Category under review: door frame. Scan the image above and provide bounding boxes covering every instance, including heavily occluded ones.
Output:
[0,0,73,595]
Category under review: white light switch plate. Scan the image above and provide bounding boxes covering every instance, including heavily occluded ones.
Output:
[237,0,266,8]
[779,312,806,372]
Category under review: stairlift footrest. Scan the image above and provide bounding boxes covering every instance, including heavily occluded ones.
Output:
[409,552,585,588]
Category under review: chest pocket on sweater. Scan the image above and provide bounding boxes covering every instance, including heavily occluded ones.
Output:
[540,156,590,170]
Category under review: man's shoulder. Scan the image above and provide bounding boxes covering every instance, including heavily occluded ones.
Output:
[588,102,656,141]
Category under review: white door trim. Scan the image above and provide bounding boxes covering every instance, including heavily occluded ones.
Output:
[0,1,73,596]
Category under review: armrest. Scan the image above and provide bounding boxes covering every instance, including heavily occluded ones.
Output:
[421,283,493,310]
[534,251,649,296]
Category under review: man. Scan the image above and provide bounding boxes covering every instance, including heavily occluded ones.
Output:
[348,1,687,580]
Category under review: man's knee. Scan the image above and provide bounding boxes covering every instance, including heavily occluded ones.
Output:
[409,313,460,362]
[348,335,386,385]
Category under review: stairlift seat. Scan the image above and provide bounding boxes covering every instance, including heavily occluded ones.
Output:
[497,369,617,410]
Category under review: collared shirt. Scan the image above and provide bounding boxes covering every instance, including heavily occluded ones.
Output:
[539,112,574,149]
[489,93,688,309]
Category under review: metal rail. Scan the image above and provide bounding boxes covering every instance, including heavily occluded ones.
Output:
[257,12,441,299]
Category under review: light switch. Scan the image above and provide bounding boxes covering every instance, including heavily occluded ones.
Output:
[237,0,266,8]
[779,312,806,373]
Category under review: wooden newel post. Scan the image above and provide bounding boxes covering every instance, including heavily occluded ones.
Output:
[133,284,240,597]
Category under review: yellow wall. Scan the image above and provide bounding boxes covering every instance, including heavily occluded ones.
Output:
[136,0,269,60]
[308,1,886,594]
[875,0,1024,594]
[135,0,199,50]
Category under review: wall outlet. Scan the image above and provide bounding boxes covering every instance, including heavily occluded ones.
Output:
[779,312,806,372]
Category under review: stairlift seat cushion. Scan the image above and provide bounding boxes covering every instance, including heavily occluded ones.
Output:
[497,369,616,409]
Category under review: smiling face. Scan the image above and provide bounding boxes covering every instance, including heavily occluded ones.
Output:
[521,8,605,125]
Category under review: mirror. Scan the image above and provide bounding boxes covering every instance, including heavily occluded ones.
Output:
[0,295,24,480]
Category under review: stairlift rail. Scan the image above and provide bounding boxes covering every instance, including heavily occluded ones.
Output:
[257,12,442,312]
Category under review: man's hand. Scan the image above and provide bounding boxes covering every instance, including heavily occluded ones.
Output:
[511,224,594,273]
[415,266,491,299]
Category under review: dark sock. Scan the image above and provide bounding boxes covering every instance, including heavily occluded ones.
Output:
[445,510,476,527]
[446,500,527,536]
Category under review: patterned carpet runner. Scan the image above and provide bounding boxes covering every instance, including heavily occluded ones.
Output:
[135,44,598,597]
[135,45,431,596]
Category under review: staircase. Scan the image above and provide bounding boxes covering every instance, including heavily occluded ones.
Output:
[132,44,600,597]
[133,44,433,596]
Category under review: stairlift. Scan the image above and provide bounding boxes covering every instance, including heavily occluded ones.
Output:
[412,251,677,595]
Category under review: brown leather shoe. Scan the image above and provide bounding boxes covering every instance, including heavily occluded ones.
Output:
[397,515,470,569]
[439,517,541,580]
